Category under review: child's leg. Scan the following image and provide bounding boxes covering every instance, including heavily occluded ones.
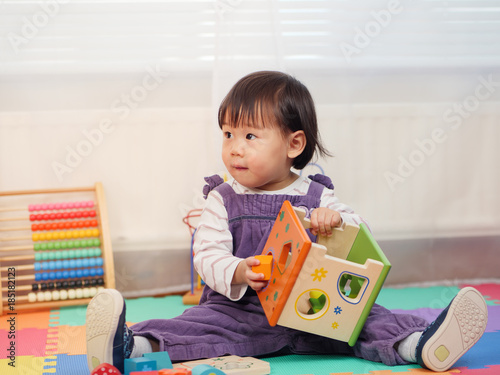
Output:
[86,289,295,371]
[351,303,429,365]
[287,287,487,372]
[130,300,294,362]
[353,287,488,371]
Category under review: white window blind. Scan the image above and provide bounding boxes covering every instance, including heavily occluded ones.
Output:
[1,0,500,75]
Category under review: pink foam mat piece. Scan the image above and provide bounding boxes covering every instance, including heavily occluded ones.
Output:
[456,365,500,374]
[0,328,48,359]
[460,283,500,304]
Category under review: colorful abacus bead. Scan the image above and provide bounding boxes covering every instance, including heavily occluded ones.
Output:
[35,267,104,281]
[31,219,98,231]
[60,290,68,300]
[32,228,100,241]
[29,210,96,221]
[33,239,101,251]
[29,277,104,304]
[28,201,94,211]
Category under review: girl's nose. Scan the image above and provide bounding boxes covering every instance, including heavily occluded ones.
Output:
[231,140,244,156]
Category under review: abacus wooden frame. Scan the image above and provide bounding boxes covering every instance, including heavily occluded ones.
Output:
[0,182,115,314]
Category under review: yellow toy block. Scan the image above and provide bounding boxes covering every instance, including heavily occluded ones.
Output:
[252,255,273,280]
[256,200,391,346]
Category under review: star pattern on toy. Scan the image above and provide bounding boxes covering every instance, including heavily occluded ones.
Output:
[331,322,339,330]
[311,267,328,281]
[334,306,342,315]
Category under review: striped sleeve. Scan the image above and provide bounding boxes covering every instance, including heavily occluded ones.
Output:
[192,190,247,301]
[320,187,371,231]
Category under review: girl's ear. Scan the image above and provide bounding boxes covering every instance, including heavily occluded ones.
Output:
[287,130,306,159]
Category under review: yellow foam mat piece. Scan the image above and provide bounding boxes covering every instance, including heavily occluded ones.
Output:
[0,355,57,375]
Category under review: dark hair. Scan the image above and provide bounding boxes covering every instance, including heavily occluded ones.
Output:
[218,71,331,169]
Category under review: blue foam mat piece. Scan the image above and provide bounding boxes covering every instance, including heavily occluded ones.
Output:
[43,354,89,375]
[455,332,500,369]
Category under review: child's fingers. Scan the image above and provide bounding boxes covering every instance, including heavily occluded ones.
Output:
[332,211,342,228]
[247,269,264,281]
[248,278,268,291]
[312,209,330,236]
[245,256,261,267]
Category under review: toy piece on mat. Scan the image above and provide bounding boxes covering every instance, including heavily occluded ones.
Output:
[173,355,270,375]
[0,182,115,314]
[182,209,204,305]
[192,364,226,375]
[91,363,121,374]
[125,357,157,375]
[182,274,204,305]
[159,369,192,374]
[143,352,173,370]
[256,200,391,346]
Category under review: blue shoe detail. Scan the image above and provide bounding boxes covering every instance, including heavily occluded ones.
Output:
[415,287,487,372]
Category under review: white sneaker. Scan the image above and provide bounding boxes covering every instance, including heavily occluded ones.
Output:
[86,289,134,373]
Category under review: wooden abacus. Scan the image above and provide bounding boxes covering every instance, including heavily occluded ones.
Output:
[0,182,115,314]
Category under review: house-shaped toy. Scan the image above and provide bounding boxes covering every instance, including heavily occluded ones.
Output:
[255,200,391,346]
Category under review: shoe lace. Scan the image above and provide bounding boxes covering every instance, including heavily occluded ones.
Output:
[123,324,134,359]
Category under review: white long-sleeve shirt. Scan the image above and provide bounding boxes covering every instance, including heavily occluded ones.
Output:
[193,175,367,301]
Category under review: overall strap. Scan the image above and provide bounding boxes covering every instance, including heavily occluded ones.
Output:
[202,174,236,200]
[306,174,334,199]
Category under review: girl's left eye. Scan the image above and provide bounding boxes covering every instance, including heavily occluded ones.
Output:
[246,134,256,140]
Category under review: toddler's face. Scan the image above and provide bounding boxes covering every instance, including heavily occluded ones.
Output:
[221,122,296,191]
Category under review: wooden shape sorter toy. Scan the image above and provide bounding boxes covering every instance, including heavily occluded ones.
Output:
[255,200,391,346]
[0,182,115,314]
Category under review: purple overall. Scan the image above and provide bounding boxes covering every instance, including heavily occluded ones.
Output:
[130,175,429,365]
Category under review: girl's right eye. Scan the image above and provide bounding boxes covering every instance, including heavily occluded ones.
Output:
[224,131,232,139]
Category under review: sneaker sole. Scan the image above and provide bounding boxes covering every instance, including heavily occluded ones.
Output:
[419,286,488,372]
[86,289,125,371]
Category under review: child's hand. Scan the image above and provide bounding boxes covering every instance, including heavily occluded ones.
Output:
[310,207,342,237]
[233,257,268,292]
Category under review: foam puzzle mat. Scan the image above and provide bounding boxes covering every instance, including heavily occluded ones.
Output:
[1,284,499,375]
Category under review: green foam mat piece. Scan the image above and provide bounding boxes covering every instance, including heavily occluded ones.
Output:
[376,285,461,310]
[57,295,189,327]
[57,305,88,326]
[125,295,188,323]
[265,354,419,375]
